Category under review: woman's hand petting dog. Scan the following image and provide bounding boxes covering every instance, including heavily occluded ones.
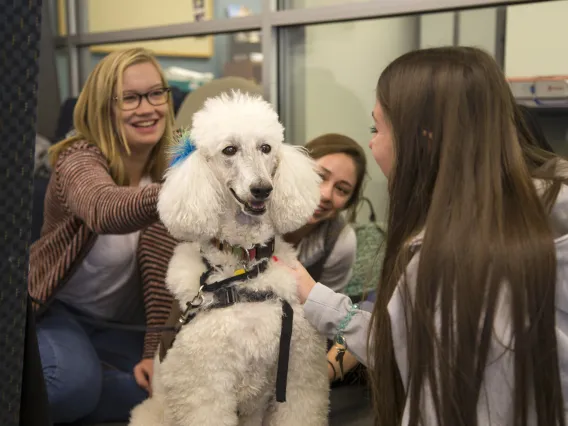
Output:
[274,256,317,304]
[134,358,154,396]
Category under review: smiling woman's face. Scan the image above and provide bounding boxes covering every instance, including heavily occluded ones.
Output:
[308,152,358,225]
[115,61,169,152]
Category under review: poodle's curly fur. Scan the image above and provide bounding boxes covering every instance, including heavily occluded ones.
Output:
[129,91,330,426]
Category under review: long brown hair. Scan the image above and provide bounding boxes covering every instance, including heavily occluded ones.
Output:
[305,133,367,222]
[49,47,174,185]
[371,46,565,426]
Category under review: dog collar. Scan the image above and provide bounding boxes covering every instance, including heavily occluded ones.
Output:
[210,238,275,262]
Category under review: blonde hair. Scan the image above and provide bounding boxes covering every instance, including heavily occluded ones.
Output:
[49,47,174,185]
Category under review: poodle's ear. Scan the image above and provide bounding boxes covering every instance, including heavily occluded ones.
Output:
[158,151,223,241]
[270,144,321,234]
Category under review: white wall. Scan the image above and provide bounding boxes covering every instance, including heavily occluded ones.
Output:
[289,15,419,223]
[505,0,568,77]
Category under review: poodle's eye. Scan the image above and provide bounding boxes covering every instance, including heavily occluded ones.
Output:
[260,144,271,154]
[222,146,238,156]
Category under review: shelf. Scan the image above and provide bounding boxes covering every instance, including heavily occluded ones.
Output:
[526,106,568,117]
[517,100,568,117]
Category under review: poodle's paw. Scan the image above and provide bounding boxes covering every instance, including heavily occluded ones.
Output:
[129,397,165,426]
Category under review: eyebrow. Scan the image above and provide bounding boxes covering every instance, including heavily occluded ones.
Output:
[122,83,163,94]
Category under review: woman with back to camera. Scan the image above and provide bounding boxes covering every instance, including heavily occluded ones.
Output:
[280,46,568,425]
[29,47,177,424]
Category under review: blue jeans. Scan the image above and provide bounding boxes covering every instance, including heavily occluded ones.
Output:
[36,302,149,424]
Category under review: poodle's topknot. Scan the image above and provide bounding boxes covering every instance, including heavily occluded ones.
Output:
[189,90,284,153]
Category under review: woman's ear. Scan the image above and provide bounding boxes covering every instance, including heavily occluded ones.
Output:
[158,151,223,242]
[270,144,321,234]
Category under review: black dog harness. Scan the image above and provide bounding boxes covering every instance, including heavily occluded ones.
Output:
[171,240,293,403]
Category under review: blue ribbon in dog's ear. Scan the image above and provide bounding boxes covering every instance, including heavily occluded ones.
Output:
[170,130,197,167]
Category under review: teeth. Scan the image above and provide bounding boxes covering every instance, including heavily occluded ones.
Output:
[134,121,155,127]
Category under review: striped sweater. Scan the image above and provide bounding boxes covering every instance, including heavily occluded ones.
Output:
[28,141,177,358]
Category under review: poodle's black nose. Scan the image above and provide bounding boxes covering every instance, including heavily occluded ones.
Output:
[250,185,273,200]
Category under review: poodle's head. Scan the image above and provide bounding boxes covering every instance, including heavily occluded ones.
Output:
[158,91,321,246]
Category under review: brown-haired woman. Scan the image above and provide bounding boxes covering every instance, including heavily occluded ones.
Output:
[283,133,368,383]
[284,133,367,294]
[280,46,568,426]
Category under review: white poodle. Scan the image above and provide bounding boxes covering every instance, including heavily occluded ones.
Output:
[129,91,329,426]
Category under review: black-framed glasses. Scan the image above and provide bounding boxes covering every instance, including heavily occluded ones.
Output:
[114,87,171,111]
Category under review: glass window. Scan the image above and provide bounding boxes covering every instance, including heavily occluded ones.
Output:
[55,0,263,65]
[458,8,499,57]
[50,32,262,146]
[73,34,263,130]
[504,0,568,156]
[419,12,455,48]
[505,0,568,77]
[57,0,262,37]
[279,5,519,223]
[86,33,262,88]
[419,8,500,57]
[57,0,264,75]
[46,0,62,37]
[279,16,416,222]
[281,0,364,10]
[55,49,70,102]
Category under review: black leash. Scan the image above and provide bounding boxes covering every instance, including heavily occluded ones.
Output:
[276,300,293,402]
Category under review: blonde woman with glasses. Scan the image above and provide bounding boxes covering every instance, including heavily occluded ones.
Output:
[28,47,177,424]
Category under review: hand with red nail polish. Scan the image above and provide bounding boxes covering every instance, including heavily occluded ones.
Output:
[273,257,317,304]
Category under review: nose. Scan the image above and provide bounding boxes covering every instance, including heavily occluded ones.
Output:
[136,96,154,114]
[250,185,273,200]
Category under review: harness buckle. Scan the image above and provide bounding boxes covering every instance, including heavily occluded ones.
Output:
[217,286,239,306]
[226,287,239,304]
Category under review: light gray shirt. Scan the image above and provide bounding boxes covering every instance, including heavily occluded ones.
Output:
[304,183,568,425]
[297,224,356,292]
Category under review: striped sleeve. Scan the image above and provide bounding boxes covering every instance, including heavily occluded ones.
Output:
[54,143,161,235]
[138,221,177,358]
